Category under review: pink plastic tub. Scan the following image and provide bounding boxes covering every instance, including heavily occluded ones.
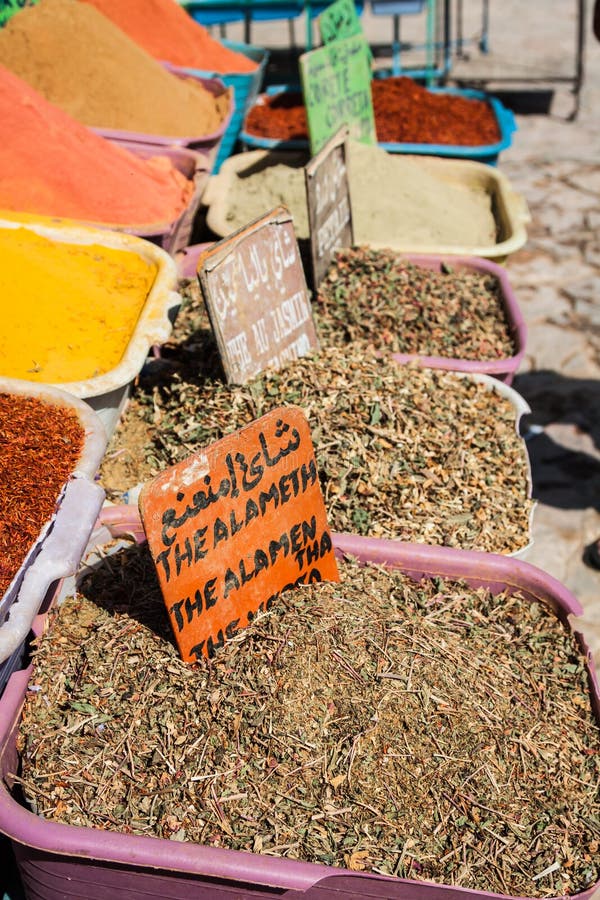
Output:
[95,73,233,166]
[0,510,598,900]
[388,255,526,385]
[175,240,214,278]
[113,142,210,255]
[176,249,525,383]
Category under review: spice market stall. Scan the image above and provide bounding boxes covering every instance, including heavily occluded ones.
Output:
[0,0,596,898]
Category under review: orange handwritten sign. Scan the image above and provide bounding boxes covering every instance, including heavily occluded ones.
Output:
[139,407,340,661]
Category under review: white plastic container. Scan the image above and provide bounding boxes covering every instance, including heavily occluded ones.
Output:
[460,372,534,558]
[0,216,181,437]
[0,379,107,694]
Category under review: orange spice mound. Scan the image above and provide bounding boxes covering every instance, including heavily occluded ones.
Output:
[81,0,257,73]
[0,66,193,226]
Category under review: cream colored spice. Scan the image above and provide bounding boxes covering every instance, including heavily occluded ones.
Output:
[224,143,497,247]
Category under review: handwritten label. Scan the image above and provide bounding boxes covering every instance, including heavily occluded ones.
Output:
[139,408,340,662]
[305,127,353,288]
[319,0,362,44]
[197,207,319,385]
[299,34,376,156]
[0,0,37,26]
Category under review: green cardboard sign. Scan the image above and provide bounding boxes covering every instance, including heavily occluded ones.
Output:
[299,35,376,157]
[0,0,38,27]
[319,0,362,44]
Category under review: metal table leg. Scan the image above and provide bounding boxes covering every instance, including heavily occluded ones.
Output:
[571,0,586,120]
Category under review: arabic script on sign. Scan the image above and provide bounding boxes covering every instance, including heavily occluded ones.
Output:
[197,207,319,385]
[139,407,340,662]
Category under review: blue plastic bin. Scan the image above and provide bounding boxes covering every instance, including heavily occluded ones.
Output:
[378,86,517,166]
[184,0,304,24]
[170,39,269,173]
[240,84,517,166]
[371,0,425,13]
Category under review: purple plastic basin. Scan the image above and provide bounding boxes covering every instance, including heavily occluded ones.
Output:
[0,509,598,900]
[175,241,215,278]
[176,249,525,382]
[111,142,210,255]
[388,255,526,385]
[94,72,233,164]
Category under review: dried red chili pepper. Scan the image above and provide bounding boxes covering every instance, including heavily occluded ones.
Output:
[0,393,85,596]
[245,78,500,146]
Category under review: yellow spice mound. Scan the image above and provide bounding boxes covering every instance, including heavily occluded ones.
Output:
[0,228,157,383]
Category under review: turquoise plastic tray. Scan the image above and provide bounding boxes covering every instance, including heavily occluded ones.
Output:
[240,84,517,166]
[378,86,517,166]
[171,39,268,172]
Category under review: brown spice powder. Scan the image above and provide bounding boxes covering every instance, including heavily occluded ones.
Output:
[0,0,229,136]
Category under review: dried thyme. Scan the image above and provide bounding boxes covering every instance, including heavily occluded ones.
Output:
[315,247,516,360]
[102,297,532,553]
[17,548,600,898]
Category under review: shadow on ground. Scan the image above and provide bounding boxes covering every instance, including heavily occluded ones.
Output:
[515,370,600,512]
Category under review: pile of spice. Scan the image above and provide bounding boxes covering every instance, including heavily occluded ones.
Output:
[80,0,257,73]
[245,80,500,145]
[102,321,532,553]
[221,144,497,248]
[17,549,600,898]
[373,77,500,145]
[0,0,230,137]
[0,392,84,595]
[0,67,194,225]
[0,227,157,383]
[316,247,516,359]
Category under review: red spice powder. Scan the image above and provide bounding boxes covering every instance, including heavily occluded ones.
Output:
[373,77,500,144]
[0,66,193,226]
[0,393,85,597]
[81,0,257,74]
[246,92,309,142]
[245,78,501,146]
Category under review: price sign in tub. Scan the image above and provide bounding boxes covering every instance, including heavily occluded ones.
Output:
[299,34,376,156]
[139,407,340,661]
[319,0,363,44]
[305,127,353,288]
[197,206,319,385]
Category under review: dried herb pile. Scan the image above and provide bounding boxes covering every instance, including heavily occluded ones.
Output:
[316,248,516,360]
[102,287,531,553]
[17,548,600,897]
[0,392,84,595]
